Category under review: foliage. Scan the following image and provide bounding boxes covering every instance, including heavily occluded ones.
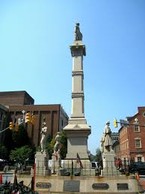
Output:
[1,113,14,152]
[60,130,67,159]
[1,122,31,161]
[89,152,96,162]
[0,144,8,159]
[3,128,14,152]
[95,148,102,164]
[45,135,53,156]
[45,130,67,159]
[12,124,30,148]
[9,145,33,165]
[0,181,38,193]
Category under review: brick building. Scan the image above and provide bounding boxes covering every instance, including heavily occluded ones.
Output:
[0,91,68,147]
[117,107,145,162]
[0,91,34,106]
[0,104,8,131]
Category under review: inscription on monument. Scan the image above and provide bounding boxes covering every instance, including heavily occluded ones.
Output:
[36,182,51,189]
[92,183,109,190]
[63,180,80,192]
[117,183,129,190]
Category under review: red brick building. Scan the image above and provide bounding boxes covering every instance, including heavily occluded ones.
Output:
[117,107,145,163]
[0,91,68,147]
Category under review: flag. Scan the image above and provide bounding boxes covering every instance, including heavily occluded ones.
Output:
[76,153,83,169]
[12,172,18,192]
[13,174,17,186]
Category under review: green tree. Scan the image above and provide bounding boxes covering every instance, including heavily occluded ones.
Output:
[2,113,14,152]
[12,124,30,148]
[60,130,67,159]
[89,152,96,162]
[0,144,8,160]
[95,148,102,166]
[45,135,53,156]
[45,130,67,159]
[9,145,33,165]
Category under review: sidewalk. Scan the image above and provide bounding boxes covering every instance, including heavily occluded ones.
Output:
[136,175,145,193]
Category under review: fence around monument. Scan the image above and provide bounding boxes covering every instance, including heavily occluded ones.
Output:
[35,159,130,177]
[0,158,134,177]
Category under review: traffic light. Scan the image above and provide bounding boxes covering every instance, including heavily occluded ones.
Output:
[14,123,19,132]
[9,122,14,130]
[31,115,35,125]
[113,119,118,128]
[25,112,31,123]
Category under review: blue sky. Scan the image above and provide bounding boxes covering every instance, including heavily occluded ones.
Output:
[0,0,145,154]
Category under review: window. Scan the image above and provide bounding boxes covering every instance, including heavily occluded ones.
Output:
[137,157,142,162]
[134,118,140,132]
[134,125,140,132]
[135,138,141,148]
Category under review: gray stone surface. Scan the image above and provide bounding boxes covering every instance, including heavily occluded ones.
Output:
[35,151,49,176]
[102,151,119,176]
[34,175,142,193]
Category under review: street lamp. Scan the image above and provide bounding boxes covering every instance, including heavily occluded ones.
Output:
[22,110,26,123]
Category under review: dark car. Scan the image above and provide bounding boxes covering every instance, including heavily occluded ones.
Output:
[129,162,145,175]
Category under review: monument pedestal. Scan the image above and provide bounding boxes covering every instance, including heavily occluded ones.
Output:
[61,159,95,176]
[35,151,49,176]
[102,151,119,176]
[35,175,142,193]
[63,120,92,175]
[64,120,91,159]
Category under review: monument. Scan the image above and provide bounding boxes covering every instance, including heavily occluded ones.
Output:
[63,23,91,173]
[101,121,119,176]
[34,24,143,194]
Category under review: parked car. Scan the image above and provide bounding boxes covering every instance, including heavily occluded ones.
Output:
[91,162,102,175]
[91,162,98,169]
[129,162,145,175]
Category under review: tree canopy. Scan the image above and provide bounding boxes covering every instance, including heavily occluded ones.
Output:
[9,145,33,165]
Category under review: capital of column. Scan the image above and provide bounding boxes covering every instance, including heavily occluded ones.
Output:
[70,43,86,57]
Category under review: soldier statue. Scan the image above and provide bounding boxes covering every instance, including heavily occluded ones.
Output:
[101,121,113,152]
[74,23,83,41]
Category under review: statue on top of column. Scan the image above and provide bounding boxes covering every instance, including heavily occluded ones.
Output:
[74,23,83,41]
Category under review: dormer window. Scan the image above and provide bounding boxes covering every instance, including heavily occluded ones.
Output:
[134,118,140,132]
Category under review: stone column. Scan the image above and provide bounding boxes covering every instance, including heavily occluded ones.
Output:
[63,24,92,174]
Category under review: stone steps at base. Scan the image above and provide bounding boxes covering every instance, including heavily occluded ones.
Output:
[35,175,143,194]
[36,191,142,194]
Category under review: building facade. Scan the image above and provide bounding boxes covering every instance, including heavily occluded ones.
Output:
[0,91,34,106]
[117,107,145,163]
[0,104,8,131]
[0,91,68,148]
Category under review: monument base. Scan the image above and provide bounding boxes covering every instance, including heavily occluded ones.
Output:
[61,159,95,176]
[35,151,49,176]
[101,151,119,176]
[34,175,143,193]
